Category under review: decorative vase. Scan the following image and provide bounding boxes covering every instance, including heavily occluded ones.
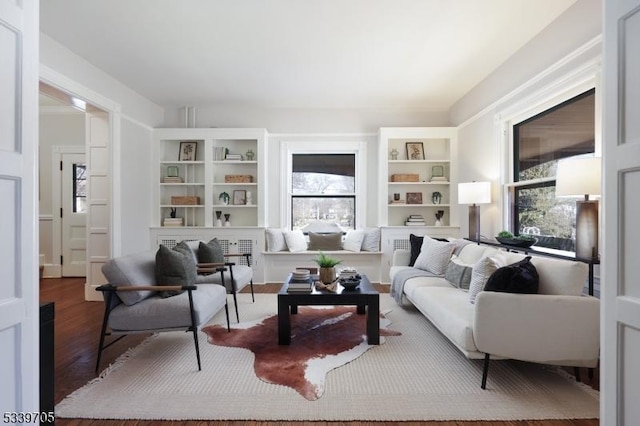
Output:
[224,213,231,227]
[390,148,399,160]
[215,210,222,227]
[246,191,253,205]
[431,191,442,205]
[245,149,255,161]
[435,219,442,227]
[319,267,336,284]
[219,192,230,205]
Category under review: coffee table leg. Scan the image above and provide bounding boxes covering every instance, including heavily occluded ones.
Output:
[278,298,291,345]
[366,296,380,345]
[356,304,365,314]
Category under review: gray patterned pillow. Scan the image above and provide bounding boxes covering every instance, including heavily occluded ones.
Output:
[444,255,473,289]
[154,245,194,298]
[413,236,456,275]
[468,254,506,303]
[198,238,224,263]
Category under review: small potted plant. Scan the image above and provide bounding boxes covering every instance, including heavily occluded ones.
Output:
[313,251,342,284]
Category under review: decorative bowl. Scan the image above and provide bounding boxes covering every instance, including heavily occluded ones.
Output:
[339,277,361,290]
[495,236,537,248]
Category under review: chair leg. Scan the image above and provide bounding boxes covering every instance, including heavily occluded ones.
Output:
[95,293,113,374]
[481,353,490,389]
[232,290,240,323]
[249,279,255,303]
[224,301,231,332]
[187,289,202,371]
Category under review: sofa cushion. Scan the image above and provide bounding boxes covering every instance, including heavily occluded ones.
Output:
[307,232,343,250]
[414,236,456,275]
[198,238,225,263]
[444,255,473,290]
[343,229,365,252]
[410,286,478,354]
[361,227,381,252]
[108,283,227,332]
[266,228,288,252]
[530,256,588,296]
[403,275,453,300]
[457,243,500,265]
[102,251,156,306]
[155,245,194,298]
[283,229,307,252]
[468,253,506,303]
[484,256,539,294]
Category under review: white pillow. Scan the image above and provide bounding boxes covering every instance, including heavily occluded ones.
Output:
[361,227,381,252]
[265,228,288,252]
[468,253,507,303]
[283,229,307,252]
[343,229,365,252]
[413,236,456,275]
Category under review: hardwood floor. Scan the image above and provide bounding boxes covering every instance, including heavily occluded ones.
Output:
[40,278,599,426]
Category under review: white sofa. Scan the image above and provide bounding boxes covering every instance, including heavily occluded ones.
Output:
[390,241,600,389]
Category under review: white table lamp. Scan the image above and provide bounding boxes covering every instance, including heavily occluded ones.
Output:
[555,157,601,260]
[458,181,491,242]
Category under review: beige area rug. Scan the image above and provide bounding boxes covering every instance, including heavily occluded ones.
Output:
[56,294,599,421]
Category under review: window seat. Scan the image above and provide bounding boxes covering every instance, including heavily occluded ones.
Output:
[262,250,383,283]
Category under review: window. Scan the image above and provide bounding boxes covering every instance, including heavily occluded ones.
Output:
[509,89,595,251]
[72,163,87,213]
[291,154,355,231]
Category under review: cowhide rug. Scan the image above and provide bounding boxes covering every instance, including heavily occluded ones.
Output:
[202,306,400,400]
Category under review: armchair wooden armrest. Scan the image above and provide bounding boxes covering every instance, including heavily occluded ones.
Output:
[224,253,252,265]
[96,284,197,292]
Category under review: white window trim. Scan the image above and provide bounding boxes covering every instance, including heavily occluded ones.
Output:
[279,140,367,230]
[495,68,601,232]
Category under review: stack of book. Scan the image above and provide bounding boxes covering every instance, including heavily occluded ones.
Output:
[213,146,228,161]
[405,214,426,226]
[225,153,243,161]
[288,269,313,293]
[163,217,183,227]
[430,176,448,182]
[162,176,184,183]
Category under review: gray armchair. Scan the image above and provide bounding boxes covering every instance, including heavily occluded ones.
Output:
[95,250,230,373]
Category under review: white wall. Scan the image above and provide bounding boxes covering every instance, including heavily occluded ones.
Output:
[449,0,602,239]
[38,111,85,267]
[40,34,165,255]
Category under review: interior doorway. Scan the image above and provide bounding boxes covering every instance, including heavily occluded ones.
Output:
[60,151,87,277]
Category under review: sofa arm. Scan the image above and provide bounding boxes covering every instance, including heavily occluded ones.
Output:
[392,249,411,267]
[474,292,600,367]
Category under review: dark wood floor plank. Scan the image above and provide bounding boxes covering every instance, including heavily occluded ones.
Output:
[40,278,598,426]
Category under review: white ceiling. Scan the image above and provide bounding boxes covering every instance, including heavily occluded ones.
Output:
[40,0,575,110]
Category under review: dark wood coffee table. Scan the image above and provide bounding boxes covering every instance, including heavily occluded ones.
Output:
[277,274,380,345]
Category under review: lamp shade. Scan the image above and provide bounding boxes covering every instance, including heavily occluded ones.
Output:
[458,181,491,205]
[556,157,601,197]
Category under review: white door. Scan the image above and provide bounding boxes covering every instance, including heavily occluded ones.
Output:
[62,153,87,277]
[602,0,640,424]
[0,0,39,414]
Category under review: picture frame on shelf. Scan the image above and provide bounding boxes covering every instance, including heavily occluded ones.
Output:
[405,142,425,160]
[431,165,444,178]
[233,189,247,205]
[406,192,423,204]
[178,141,197,161]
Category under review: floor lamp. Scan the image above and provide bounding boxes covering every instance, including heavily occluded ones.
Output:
[458,181,491,242]
[555,157,601,261]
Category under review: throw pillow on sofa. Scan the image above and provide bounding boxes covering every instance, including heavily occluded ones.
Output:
[468,253,506,303]
[343,229,365,252]
[265,228,288,252]
[283,229,307,252]
[444,255,473,289]
[409,234,450,266]
[155,244,195,298]
[198,238,225,263]
[484,256,539,294]
[307,232,343,250]
[413,236,456,275]
[361,227,381,252]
